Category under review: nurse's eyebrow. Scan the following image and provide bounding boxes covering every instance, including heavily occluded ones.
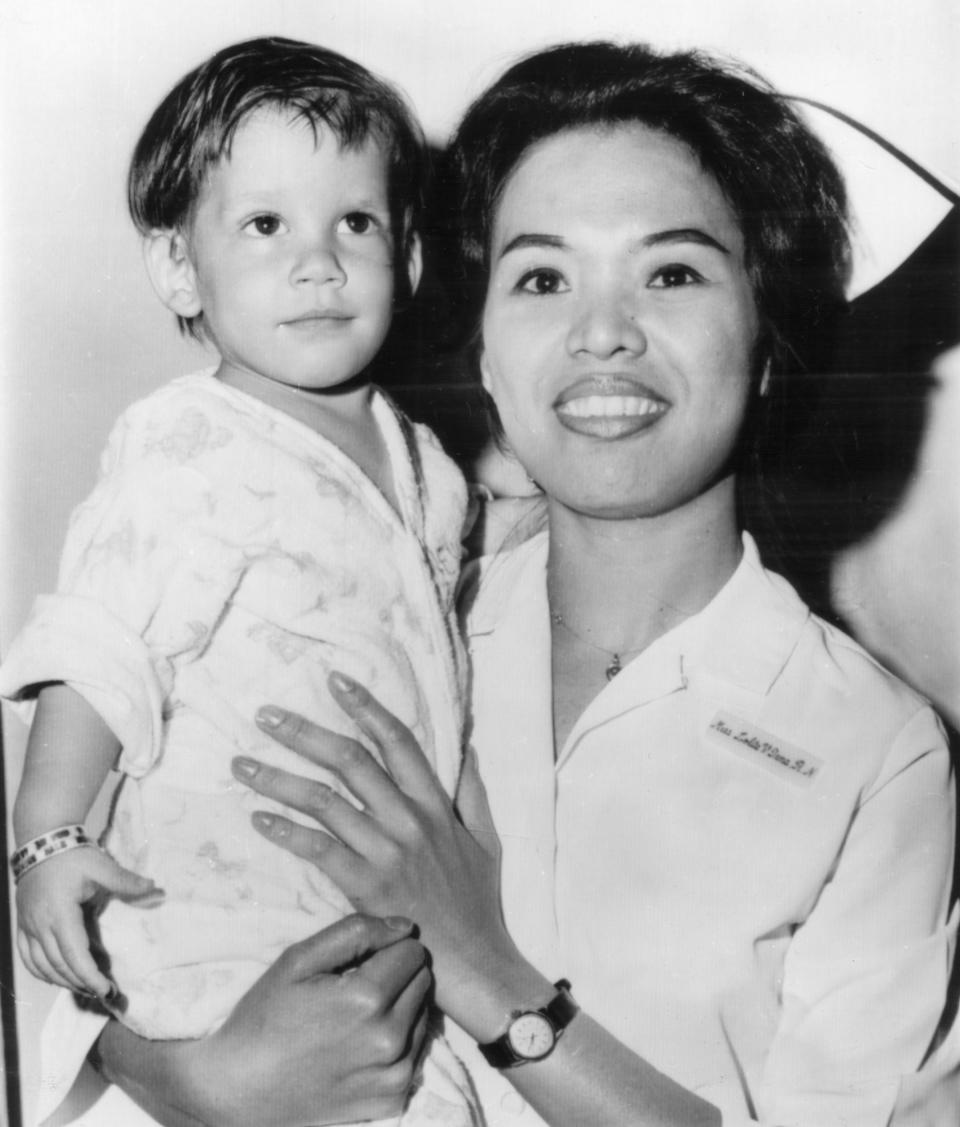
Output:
[641,228,730,254]
[497,233,565,259]
[497,229,731,259]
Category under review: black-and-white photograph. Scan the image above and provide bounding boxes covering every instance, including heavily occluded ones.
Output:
[1,2,958,1124]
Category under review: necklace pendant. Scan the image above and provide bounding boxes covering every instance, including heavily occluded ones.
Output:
[605,654,622,681]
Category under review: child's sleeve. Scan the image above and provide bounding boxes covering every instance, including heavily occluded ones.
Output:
[0,396,249,777]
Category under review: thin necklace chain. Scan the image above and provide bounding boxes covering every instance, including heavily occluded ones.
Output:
[549,609,646,681]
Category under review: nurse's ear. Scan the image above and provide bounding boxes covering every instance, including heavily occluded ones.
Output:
[143,230,202,319]
[479,348,494,395]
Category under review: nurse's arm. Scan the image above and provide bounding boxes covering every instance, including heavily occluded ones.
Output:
[238,680,721,1127]
[95,915,431,1127]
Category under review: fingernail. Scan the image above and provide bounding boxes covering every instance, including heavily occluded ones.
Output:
[329,671,359,695]
[252,811,287,838]
[256,706,284,730]
[233,756,260,780]
[135,888,166,908]
[384,915,413,931]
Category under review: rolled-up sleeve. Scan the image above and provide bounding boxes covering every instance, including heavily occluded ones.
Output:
[0,403,248,776]
[0,593,171,776]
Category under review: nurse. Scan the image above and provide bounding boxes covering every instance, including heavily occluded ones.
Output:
[233,42,958,1126]
[88,40,957,1127]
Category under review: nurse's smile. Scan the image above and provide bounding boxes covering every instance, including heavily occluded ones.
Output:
[554,376,669,438]
[481,122,758,521]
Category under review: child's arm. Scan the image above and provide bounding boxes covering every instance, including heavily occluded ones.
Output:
[14,683,159,997]
[14,683,120,840]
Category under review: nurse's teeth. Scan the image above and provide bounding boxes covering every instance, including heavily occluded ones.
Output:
[557,395,663,419]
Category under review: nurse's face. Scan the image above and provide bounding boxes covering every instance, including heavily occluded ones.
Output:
[480,123,760,521]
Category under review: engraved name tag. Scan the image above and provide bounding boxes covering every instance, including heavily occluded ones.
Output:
[706,710,822,786]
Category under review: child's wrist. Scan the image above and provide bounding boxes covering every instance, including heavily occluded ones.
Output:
[14,802,91,845]
[10,823,97,884]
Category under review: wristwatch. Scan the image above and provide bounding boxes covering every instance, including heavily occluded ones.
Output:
[478,979,578,1068]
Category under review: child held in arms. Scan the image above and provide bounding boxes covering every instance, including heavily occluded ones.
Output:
[1,36,477,1126]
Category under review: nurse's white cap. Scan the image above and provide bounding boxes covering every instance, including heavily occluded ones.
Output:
[791,97,958,300]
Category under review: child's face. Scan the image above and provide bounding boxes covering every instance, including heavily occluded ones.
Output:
[183,109,401,396]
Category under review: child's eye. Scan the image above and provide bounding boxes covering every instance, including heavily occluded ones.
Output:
[340,212,379,235]
[649,264,703,288]
[515,268,568,296]
[243,214,285,238]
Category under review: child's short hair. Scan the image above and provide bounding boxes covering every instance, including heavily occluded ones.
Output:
[129,36,425,337]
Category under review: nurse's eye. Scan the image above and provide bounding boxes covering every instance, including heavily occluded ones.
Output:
[340,212,380,235]
[649,264,703,288]
[516,268,568,295]
[243,214,285,238]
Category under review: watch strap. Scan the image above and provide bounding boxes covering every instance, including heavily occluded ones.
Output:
[541,977,577,1030]
[478,979,578,1069]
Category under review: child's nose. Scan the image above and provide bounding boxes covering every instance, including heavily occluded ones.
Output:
[291,238,346,287]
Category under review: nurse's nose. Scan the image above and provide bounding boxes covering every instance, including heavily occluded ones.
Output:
[290,235,346,287]
[566,293,647,359]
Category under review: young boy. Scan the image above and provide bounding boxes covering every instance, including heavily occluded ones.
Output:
[1,37,477,1125]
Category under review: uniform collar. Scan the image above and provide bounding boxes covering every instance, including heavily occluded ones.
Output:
[464,529,809,703]
[461,527,550,639]
[685,533,810,697]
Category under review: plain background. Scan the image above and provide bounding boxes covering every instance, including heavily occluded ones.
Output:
[1,1,957,1121]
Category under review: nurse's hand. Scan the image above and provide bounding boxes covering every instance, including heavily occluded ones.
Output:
[235,677,722,1127]
[233,672,516,1024]
[98,914,431,1127]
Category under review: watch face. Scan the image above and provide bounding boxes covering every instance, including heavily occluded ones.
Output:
[507,1012,555,1060]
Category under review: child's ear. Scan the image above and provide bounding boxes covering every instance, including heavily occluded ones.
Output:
[143,230,202,318]
[759,359,772,397]
[405,232,423,297]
